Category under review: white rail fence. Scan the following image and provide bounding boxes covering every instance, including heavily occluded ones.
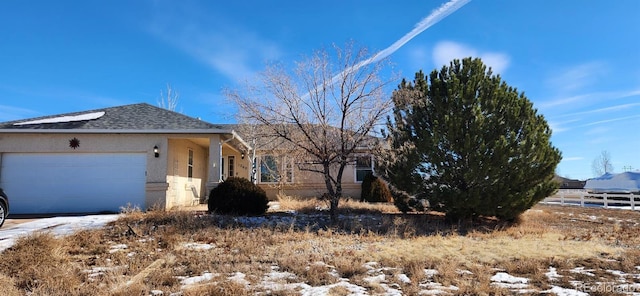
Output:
[542,191,639,210]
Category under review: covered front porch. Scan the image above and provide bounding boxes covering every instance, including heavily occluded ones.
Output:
[164,133,251,208]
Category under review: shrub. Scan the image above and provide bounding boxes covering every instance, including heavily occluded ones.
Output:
[391,186,425,213]
[383,58,561,221]
[208,177,269,215]
[360,173,393,203]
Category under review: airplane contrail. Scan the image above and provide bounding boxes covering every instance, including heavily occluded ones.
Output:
[331,0,471,83]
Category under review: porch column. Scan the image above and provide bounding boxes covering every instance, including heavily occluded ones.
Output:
[207,135,222,193]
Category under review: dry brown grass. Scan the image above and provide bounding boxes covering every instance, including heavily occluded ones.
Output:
[1,202,640,295]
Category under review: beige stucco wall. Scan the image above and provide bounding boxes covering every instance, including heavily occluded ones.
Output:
[0,132,363,208]
[166,138,208,208]
[0,133,249,211]
[256,160,364,200]
[222,146,250,180]
[0,133,170,209]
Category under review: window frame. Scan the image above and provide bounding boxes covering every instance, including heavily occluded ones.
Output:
[258,155,294,184]
[354,155,374,183]
[187,149,194,181]
[228,155,235,178]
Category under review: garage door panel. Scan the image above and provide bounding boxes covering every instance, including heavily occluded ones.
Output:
[0,153,146,214]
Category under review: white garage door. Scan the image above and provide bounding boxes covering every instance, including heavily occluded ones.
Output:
[0,153,146,215]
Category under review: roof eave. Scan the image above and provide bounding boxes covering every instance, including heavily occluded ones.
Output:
[0,129,236,134]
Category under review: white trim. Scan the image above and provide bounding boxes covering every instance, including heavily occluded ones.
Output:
[187,148,194,181]
[354,155,374,183]
[258,155,294,184]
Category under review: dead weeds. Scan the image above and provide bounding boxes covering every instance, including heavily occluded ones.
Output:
[1,202,639,294]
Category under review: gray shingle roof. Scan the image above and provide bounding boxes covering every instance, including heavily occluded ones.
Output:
[0,103,227,131]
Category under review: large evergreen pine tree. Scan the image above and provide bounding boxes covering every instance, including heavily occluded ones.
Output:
[383,57,561,221]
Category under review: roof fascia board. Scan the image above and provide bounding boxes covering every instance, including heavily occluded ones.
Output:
[0,129,235,134]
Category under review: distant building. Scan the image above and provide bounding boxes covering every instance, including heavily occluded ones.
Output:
[554,175,586,189]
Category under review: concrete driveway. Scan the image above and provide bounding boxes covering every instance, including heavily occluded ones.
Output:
[0,214,120,252]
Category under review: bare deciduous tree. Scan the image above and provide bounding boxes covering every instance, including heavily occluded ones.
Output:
[226,43,393,221]
[592,150,613,177]
[158,83,180,112]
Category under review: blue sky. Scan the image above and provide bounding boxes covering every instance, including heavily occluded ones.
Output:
[0,0,638,180]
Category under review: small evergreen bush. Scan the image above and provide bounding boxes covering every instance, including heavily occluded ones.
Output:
[360,173,393,203]
[208,177,269,215]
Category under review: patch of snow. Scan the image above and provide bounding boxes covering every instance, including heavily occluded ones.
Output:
[546,266,562,281]
[570,267,595,277]
[179,272,216,287]
[109,244,128,253]
[299,280,367,296]
[13,111,106,125]
[0,214,120,252]
[492,282,529,289]
[229,272,250,286]
[267,202,281,210]
[546,286,589,296]
[607,269,627,277]
[364,274,386,284]
[491,272,528,284]
[379,284,403,296]
[397,273,411,284]
[419,282,459,295]
[363,261,378,271]
[362,273,402,296]
[491,272,529,290]
[424,269,439,278]
[262,270,297,282]
[182,242,214,251]
[84,266,124,278]
[457,269,473,275]
[150,290,163,295]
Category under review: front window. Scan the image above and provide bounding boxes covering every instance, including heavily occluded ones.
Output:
[188,149,194,180]
[228,155,235,178]
[259,155,293,183]
[355,155,373,182]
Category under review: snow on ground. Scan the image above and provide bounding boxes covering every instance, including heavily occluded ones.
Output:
[0,214,120,252]
[179,272,217,288]
[181,242,215,251]
[546,286,590,296]
[546,266,562,281]
[570,267,596,277]
[6,211,640,294]
[490,272,529,290]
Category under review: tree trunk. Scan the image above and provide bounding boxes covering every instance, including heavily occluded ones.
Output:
[329,194,339,223]
[328,163,347,223]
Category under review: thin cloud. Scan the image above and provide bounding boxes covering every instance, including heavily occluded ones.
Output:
[563,157,584,161]
[147,6,282,83]
[546,61,608,93]
[548,118,581,134]
[583,114,640,127]
[539,89,640,111]
[557,101,640,119]
[0,105,39,121]
[584,126,609,135]
[432,41,510,74]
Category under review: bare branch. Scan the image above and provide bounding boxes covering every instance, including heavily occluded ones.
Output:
[157,83,180,112]
[226,42,395,220]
